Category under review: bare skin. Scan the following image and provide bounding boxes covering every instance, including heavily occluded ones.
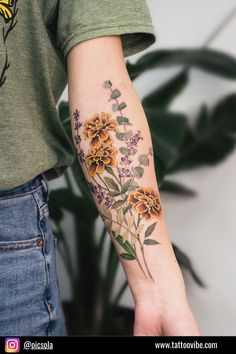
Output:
[67,35,200,336]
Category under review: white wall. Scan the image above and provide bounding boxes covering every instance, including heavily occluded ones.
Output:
[53,0,236,335]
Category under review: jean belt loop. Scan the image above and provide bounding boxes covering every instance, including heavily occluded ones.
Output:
[41,173,49,201]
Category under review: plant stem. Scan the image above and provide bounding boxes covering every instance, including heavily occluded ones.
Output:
[134,244,147,278]
[109,86,129,178]
[117,168,122,185]
[126,203,137,229]
[91,176,108,192]
[96,174,109,191]
[108,218,136,237]
[137,215,141,228]
[203,6,236,48]
[139,238,155,282]
[104,207,147,277]
[107,218,146,277]
[112,167,122,186]
[136,216,155,281]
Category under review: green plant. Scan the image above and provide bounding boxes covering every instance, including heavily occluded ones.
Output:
[49,48,236,334]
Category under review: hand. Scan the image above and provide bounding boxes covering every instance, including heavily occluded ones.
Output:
[134,297,200,336]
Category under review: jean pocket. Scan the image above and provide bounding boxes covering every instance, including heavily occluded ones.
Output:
[0,236,44,251]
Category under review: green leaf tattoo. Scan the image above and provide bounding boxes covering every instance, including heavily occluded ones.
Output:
[145,222,157,238]
[144,239,160,245]
[120,253,136,260]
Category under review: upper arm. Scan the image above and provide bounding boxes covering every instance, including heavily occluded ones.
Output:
[67,36,130,100]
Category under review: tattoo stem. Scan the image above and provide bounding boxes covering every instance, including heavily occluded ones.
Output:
[137,215,141,228]
[91,176,108,192]
[109,86,128,177]
[96,174,109,191]
[136,215,155,281]
[133,244,148,278]
[105,218,137,238]
[112,168,122,186]
[139,239,155,281]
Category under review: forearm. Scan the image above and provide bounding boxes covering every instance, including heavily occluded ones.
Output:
[68,36,199,335]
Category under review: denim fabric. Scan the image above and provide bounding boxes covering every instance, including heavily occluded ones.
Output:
[0,175,67,336]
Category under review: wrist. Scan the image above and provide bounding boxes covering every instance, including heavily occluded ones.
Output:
[134,297,200,336]
[131,260,187,306]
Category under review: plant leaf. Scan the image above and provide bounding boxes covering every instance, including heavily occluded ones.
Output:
[118,102,127,110]
[102,205,112,220]
[125,130,133,139]
[144,239,160,245]
[195,105,209,134]
[111,89,121,99]
[120,253,136,260]
[108,190,121,197]
[170,94,236,172]
[104,177,120,191]
[128,181,139,191]
[103,80,112,88]
[123,205,132,214]
[119,147,129,155]
[117,208,124,224]
[122,231,129,243]
[149,147,154,156]
[154,156,166,184]
[116,132,126,141]
[112,199,126,209]
[49,189,88,217]
[145,108,188,168]
[143,70,189,110]
[145,222,157,238]
[160,180,196,196]
[115,235,136,257]
[114,227,121,238]
[127,48,236,81]
[105,166,116,176]
[117,116,131,125]
[58,101,70,123]
[131,166,144,178]
[121,179,132,194]
[112,103,119,111]
[127,215,134,229]
[138,154,149,166]
[211,93,236,132]
[48,204,64,222]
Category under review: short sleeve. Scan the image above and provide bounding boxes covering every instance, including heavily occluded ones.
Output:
[56,0,156,58]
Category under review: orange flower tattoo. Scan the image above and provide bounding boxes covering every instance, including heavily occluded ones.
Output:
[83,112,118,148]
[85,143,118,176]
[127,187,162,220]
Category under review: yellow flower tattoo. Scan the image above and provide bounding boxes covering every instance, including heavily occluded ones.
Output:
[85,143,118,176]
[83,112,118,148]
[128,187,162,220]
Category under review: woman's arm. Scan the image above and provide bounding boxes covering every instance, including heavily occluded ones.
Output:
[67,35,200,336]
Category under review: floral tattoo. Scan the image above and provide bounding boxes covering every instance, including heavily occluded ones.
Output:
[73,80,162,281]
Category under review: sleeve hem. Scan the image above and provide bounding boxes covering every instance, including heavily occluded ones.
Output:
[61,23,156,58]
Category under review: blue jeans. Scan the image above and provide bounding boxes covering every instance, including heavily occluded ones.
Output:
[0,175,67,336]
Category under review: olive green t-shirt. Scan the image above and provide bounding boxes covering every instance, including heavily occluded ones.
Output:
[0,0,155,190]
